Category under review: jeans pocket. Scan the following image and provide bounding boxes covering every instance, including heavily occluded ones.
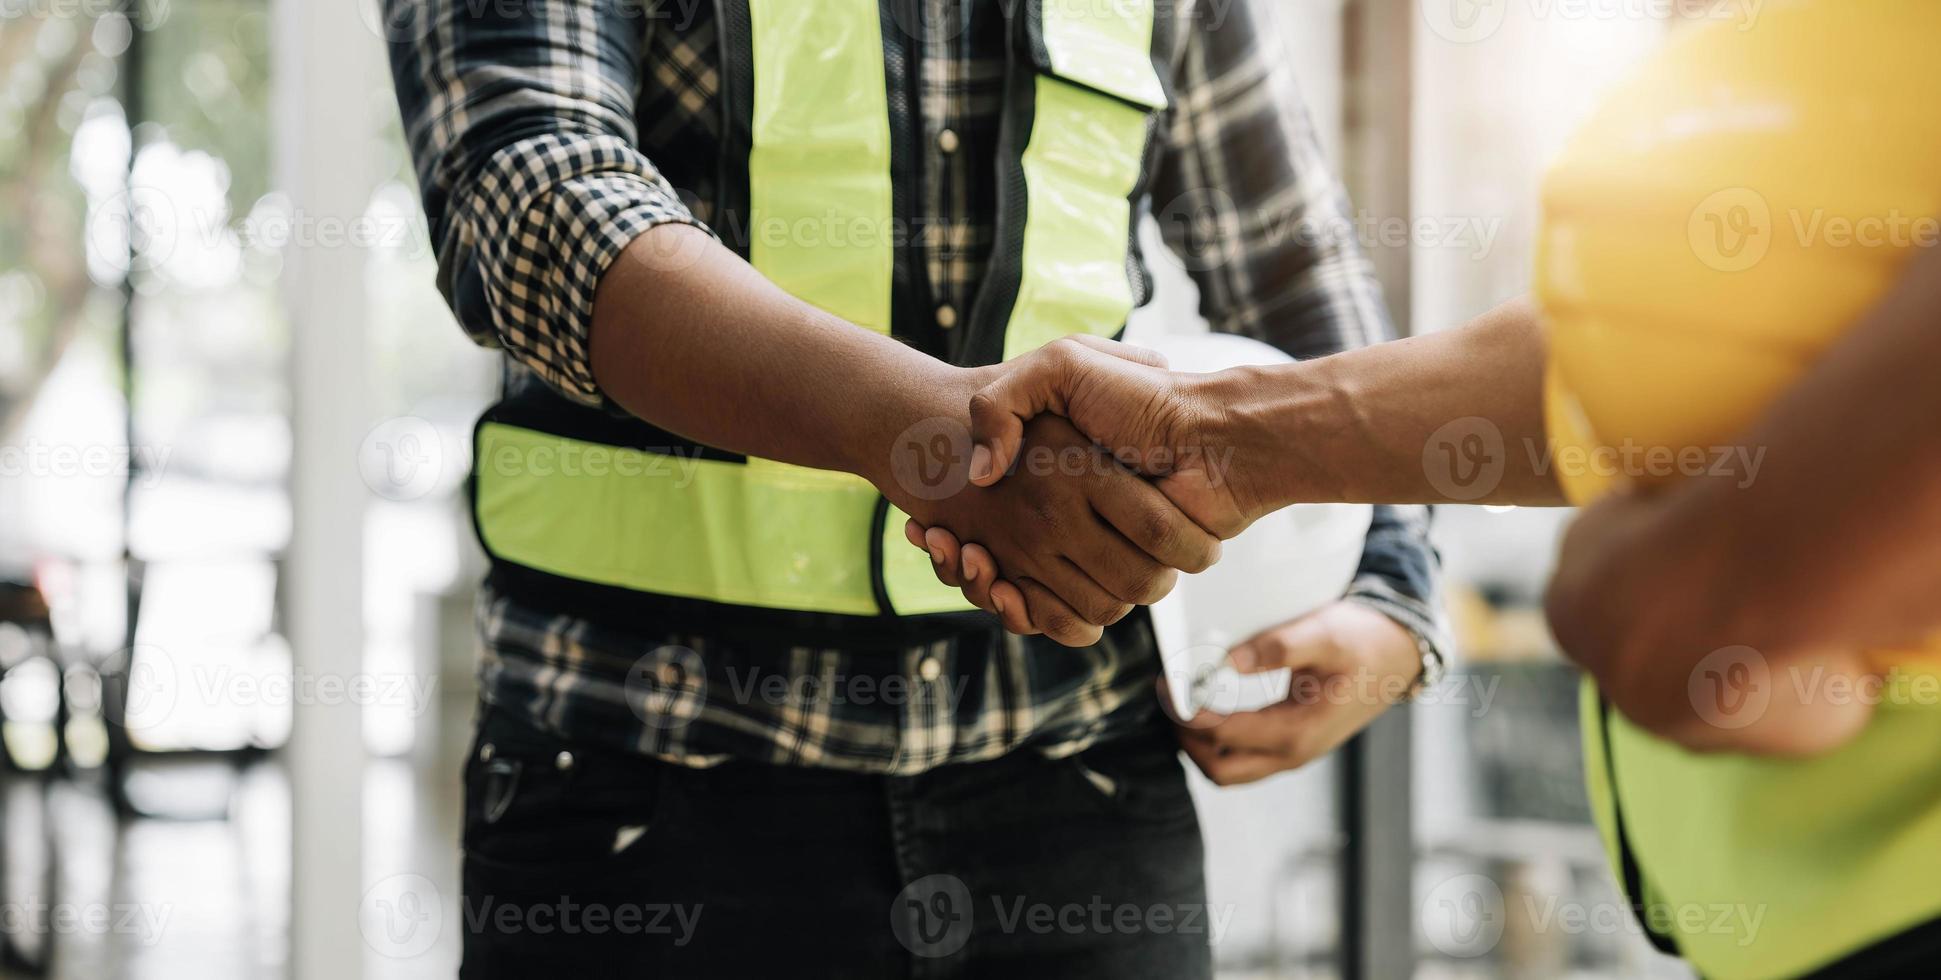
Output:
[479,757,522,826]
[463,711,664,871]
[1070,733,1198,826]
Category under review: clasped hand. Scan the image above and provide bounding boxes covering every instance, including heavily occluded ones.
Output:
[881,404,1222,648]
[886,336,1268,644]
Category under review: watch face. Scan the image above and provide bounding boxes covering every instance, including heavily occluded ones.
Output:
[1413,634,1445,696]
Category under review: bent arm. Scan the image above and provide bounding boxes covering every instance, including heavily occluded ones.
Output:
[384,0,974,479]
[1546,245,1941,748]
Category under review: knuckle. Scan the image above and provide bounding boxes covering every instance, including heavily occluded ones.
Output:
[1080,593,1127,627]
[1138,505,1181,554]
[1211,510,1249,540]
[1026,496,1063,532]
[1136,566,1179,605]
[1113,563,1168,606]
[1036,606,1078,639]
[968,390,998,422]
[1189,538,1222,575]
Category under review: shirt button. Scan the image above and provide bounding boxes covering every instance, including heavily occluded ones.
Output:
[554,750,575,771]
[918,656,943,682]
[935,304,959,329]
[937,128,960,154]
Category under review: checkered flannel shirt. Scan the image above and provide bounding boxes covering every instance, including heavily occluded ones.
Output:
[386,0,1448,774]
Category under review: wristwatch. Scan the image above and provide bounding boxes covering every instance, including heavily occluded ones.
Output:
[1403,623,1447,701]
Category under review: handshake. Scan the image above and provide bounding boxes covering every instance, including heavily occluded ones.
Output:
[875,336,1284,648]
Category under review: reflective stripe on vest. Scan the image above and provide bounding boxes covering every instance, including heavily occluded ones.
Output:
[1004,0,1165,361]
[472,0,1167,618]
[1581,675,1941,979]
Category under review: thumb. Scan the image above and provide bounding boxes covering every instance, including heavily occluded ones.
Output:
[967,352,1073,486]
[967,336,1170,486]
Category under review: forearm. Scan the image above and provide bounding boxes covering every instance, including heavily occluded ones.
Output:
[1572,248,1941,665]
[589,225,990,483]
[1205,296,1563,509]
[1543,248,1941,753]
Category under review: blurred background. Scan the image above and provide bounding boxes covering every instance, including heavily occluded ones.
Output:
[0,0,1723,976]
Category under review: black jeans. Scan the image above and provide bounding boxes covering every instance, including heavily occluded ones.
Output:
[459,704,1213,979]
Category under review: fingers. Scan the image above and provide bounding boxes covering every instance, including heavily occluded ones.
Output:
[1178,702,1309,755]
[959,542,1001,595]
[1015,577,1107,647]
[1059,511,1181,607]
[967,336,1164,488]
[1179,735,1294,787]
[1088,472,1222,575]
[986,578,1039,636]
[951,539,1000,618]
[967,362,1065,488]
[921,526,966,589]
[904,521,1046,636]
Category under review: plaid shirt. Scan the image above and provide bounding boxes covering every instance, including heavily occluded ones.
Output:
[387,0,1447,774]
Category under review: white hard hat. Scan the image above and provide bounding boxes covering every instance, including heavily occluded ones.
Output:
[1133,333,1373,720]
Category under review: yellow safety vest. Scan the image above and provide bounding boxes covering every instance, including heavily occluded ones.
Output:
[471,0,1172,641]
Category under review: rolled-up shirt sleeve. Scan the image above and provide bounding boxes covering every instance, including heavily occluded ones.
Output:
[384,0,710,407]
[1154,0,1452,668]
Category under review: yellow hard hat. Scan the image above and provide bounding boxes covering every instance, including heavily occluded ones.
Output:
[1537,0,1941,663]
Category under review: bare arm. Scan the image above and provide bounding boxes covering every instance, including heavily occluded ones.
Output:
[588,229,1219,645]
[386,0,1217,647]
[589,225,984,481]
[1546,245,1941,751]
[959,295,1564,536]
[1212,295,1564,509]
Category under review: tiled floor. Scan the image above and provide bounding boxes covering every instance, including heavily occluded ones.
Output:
[0,754,461,980]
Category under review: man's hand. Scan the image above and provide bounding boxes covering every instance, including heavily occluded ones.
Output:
[966,335,1273,538]
[1546,490,1875,757]
[877,414,1220,648]
[1172,602,1420,786]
